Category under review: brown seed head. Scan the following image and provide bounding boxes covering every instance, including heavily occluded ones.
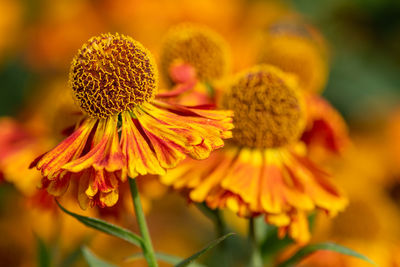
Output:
[221,65,306,148]
[69,33,158,118]
[160,23,230,84]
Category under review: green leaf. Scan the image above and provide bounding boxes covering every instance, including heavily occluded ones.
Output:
[57,201,143,247]
[59,244,84,267]
[125,252,206,267]
[278,242,377,267]
[35,234,51,267]
[81,246,117,267]
[175,233,235,267]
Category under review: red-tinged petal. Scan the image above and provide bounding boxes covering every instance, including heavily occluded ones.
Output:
[99,189,119,207]
[120,112,165,177]
[62,119,110,172]
[46,173,71,197]
[78,170,91,210]
[37,119,96,177]
[188,139,213,159]
[157,80,197,98]
[221,148,263,211]
[86,169,99,197]
[134,109,187,169]
[143,128,186,169]
[170,62,197,84]
[303,93,349,155]
[153,100,234,121]
[189,152,233,202]
[141,102,232,160]
[93,117,126,172]
[286,153,348,213]
[135,108,188,150]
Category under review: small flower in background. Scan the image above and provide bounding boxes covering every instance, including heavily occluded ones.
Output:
[158,23,231,106]
[34,32,233,209]
[257,19,349,162]
[298,136,400,267]
[258,19,329,94]
[161,64,348,243]
[160,23,231,85]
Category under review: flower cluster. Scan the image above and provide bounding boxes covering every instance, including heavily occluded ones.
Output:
[33,33,233,209]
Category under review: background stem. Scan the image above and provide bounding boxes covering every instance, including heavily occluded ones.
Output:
[129,178,158,267]
[249,218,263,267]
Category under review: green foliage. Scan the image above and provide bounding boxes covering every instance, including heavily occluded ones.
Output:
[81,246,117,267]
[277,242,377,267]
[126,252,206,267]
[175,233,235,267]
[35,235,51,267]
[57,201,143,247]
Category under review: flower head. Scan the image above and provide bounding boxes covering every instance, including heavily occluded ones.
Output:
[160,23,230,85]
[161,65,347,243]
[221,65,306,148]
[258,20,329,94]
[70,33,157,118]
[34,33,233,209]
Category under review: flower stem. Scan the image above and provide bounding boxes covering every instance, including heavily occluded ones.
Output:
[129,178,158,267]
[249,218,263,267]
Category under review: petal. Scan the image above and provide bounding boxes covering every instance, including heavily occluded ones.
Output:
[221,148,263,211]
[37,119,96,177]
[303,93,349,155]
[62,118,111,172]
[99,189,119,207]
[46,173,71,196]
[120,112,166,176]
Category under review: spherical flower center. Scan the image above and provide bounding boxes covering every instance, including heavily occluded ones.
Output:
[69,33,158,118]
[160,23,230,84]
[221,65,306,148]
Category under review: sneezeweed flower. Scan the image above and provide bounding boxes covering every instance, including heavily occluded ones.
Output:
[257,20,349,159]
[298,138,400,267]
[160,23,231,86]
[258,20,329,94]
[161,65,347,243]
[34,33,233,209]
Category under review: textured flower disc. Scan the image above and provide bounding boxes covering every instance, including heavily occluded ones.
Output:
[221,65,306,148]
[160,23,230,84]
[69,33,158,118]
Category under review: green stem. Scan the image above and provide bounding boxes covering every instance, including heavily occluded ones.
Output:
[249,218,263,267]
[129,178,158,267]
[196,203,227,237]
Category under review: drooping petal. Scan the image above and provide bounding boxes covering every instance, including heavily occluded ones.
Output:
[120,112,165,177]
[62,116,125,173]
[37,118,96,178]
[160,141,347,244]
[141,102,233,160]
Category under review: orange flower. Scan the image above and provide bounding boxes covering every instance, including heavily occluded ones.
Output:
[161,65,347,243]
[160,23,231,86]
[33,33,233,209]
[258,19,329,94]
[157,23,232,107]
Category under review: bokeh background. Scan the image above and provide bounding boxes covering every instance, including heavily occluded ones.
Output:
[1,0,400,266]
